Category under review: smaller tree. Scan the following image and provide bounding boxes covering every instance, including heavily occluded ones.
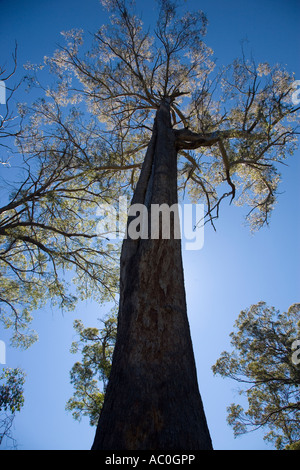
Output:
[212,302,300,450]
[0,367,26,448]
[66,311,117,426]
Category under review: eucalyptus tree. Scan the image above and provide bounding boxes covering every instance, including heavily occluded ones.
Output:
[42,0,299,450]
[66,312,117,427]
[2,0,299,449]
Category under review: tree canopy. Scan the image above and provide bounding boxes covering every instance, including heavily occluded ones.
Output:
[1,0,299,347]
[45,0,299,230]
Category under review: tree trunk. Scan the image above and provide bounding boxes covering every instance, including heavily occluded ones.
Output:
[92,99,213,450]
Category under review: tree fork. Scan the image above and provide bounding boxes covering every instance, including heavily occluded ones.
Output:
[92,99,213,450]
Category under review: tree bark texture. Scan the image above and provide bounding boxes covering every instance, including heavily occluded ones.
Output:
[92,100,213,450]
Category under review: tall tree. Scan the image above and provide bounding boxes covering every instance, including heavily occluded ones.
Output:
[3,0,299,449]
[212,302,300,450]
[45,0,299,450]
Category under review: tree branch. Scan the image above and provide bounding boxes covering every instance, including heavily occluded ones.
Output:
[174,127,266,150]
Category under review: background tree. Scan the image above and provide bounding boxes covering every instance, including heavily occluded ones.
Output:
[0,367,25,448]
[212,302,300,450]
[66,311,117,426]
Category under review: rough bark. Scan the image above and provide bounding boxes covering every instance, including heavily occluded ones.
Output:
[92,99,213,450]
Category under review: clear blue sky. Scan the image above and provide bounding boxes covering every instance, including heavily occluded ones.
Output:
[0,0,299,450]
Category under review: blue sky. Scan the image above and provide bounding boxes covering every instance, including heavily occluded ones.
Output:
[0,0,299,450]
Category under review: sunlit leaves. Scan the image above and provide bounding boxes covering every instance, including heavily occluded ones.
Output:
[25,0,299,234]
[181,51,299,229]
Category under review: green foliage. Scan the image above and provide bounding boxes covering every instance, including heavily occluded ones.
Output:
[0,367,25,413]
[212,302,300,449]
[66,309,117,426]
[0,368,26,446]
[286,440,300,450]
